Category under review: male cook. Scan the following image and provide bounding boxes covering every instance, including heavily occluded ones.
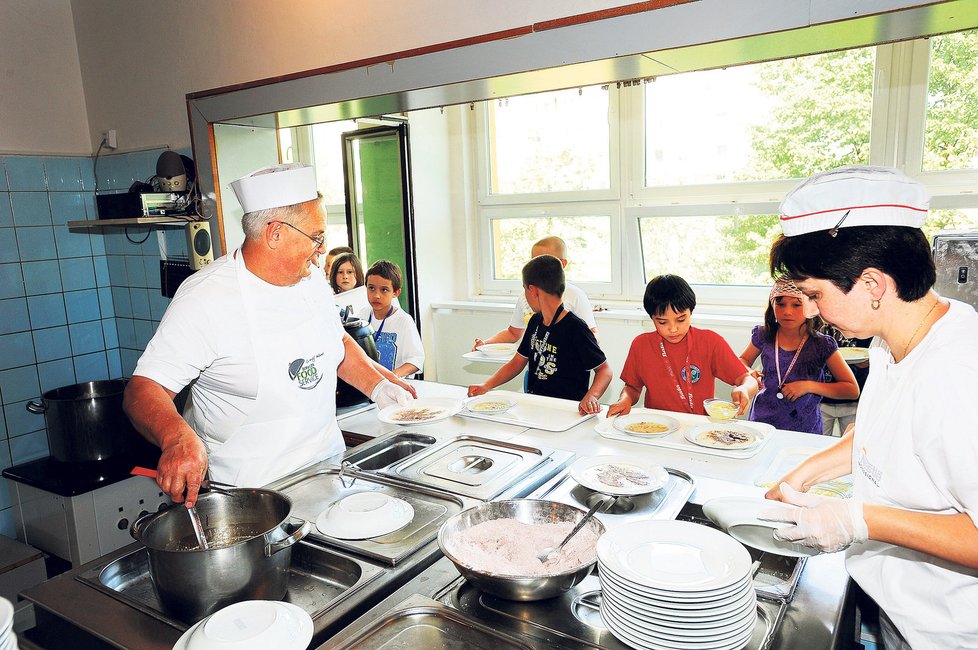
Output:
[124,163,413,506]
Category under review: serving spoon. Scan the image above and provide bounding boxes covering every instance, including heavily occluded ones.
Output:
[537,496,612,563]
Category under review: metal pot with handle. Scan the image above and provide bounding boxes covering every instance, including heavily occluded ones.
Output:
[130,488,310,623]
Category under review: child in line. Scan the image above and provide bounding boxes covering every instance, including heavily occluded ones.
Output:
[472,235,599,349]
[818,323,872,436]
[468,255,611,415]
[330,251,364,294]
[738,276,858,434]
[608,274,758,417]
[324,245,353,277]
[356,259,424,378]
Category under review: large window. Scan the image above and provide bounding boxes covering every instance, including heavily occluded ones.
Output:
[475,32,978,303]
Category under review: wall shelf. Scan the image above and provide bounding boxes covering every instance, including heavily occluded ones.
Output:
[67,217,193,228]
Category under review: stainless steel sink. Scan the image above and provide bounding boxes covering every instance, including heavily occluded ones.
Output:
[344,433,436,470]
[77,541,384,629]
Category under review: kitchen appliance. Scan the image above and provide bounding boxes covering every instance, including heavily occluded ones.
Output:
[933,230,978,310]
[130,489,310,622]
[336,307,379,407]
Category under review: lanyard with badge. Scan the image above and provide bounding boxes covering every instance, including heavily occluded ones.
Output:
[531,304,564,378]
[368,306,396,370]
[658,329,694,413]
[774,333,808,399]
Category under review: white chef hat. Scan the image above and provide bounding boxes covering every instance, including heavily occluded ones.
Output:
[779,165,929,237]
[229,163,318,214]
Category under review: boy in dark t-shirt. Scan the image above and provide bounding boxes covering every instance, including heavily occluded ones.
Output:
[468,255,612,414]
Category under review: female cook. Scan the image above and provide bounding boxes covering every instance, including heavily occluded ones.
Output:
[761,165,978,649]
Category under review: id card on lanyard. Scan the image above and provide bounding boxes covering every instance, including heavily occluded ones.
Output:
[369,306,396,370]
[658,330,694,413]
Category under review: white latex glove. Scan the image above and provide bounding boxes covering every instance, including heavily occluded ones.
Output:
[759,483,868,553]
[369,379,413,410]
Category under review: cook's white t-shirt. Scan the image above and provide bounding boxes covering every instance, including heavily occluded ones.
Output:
[134,252,346,446]
[509,282,597,331]
[846,299,978,648]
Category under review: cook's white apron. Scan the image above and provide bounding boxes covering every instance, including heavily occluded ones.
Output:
[203,251,344,487]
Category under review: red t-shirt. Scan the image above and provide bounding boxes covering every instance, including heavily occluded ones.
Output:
[620,327,749,415]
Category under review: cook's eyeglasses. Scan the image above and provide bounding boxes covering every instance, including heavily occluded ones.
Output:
[269,220,325,249]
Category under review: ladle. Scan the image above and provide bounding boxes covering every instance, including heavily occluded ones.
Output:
[130,466,235,496]
[537,496,612,563]
[188,505,209,550]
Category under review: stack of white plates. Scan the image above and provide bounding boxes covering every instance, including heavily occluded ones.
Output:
[596,520,757,650]
[0,597,18,650]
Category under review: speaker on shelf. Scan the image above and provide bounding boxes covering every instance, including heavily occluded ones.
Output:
[186,221,214,270]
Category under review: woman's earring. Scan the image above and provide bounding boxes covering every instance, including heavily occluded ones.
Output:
[871,299,881,310]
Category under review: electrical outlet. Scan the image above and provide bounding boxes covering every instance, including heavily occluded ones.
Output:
[102,129,118,149]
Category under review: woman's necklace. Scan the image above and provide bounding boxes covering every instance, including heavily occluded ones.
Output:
[902,298,940,358]
[774,332,808,400]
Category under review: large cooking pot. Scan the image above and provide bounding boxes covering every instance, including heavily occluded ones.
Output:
[26,379,141,463]
[130,488,310,623]
[336,308,380,407]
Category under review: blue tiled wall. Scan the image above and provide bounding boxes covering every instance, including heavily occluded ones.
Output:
[0,149,189,537]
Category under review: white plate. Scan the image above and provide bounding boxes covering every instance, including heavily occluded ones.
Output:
[702,496,820,558]
[569,455,669,497]
[0,598,12,638]
[316,492,414,540]
[464,395,517,414]
[173,601,313,650]
[684,422,764,451]
[600,575,756,616]
[611,411,680,437]
[602,588,757,640]
[839,347,870,364]
[377,397,462,425]
[476,342,518,358]
[597,520,752,592]
[599,562,754,603]
[601,604,755,650]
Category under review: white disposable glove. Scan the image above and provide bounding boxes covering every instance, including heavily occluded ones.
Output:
[369,379,412,411]
[759,483,868,553]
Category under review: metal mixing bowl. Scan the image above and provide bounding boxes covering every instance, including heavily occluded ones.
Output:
[437,499,605,601]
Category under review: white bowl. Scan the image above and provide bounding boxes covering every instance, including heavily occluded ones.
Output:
[477,343,517,358]
[702,496,819,558]
[316,492,414,540]
[179,601,313,650]
[611,411,680,437]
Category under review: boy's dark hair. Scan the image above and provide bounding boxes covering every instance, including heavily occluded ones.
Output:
[327,245,353,257]
[762,299,821,343]
[643,274,696,318]
[365,259,402,292]
[522,255,565,297]
[770,226,935,302]
[328,252,365,292]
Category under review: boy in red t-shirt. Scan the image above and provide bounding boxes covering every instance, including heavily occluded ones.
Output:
[608,275,758,417]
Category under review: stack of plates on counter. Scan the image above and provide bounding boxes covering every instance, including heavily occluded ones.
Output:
[0,597,18,650]
[596,520,757,650]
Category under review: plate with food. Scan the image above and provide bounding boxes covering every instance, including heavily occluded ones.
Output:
[684,422,765,451]
[569,455,670,496]
[377,397,462,425]
[464,395,517,414]
[611,411,681,438]
[476,342,518,359]
[838,347,870,364]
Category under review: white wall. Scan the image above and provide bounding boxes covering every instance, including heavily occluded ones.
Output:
[65,0,642,154]
[0,1,90,154]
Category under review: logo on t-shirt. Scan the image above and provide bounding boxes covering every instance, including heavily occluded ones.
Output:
[287,353,324,390]
[680,364,702,384]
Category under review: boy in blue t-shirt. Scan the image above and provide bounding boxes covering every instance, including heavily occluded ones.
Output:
[468,255,611,414]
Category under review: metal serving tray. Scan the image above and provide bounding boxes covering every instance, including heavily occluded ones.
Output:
[320,594,534,649]
[385,436,557,500]
[530,467,695,529]
[77,541,384,629]
[437,571,780,650]
[275,467,479,566]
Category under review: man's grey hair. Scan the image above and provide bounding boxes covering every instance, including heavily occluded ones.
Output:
[240,195,324,240]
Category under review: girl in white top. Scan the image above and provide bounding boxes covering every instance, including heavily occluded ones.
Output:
[761,166,978,650]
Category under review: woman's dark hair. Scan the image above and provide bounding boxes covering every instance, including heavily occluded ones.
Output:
[769,226,935,302]
[522,255,565,297]
[762,299,821,343]
[329,252,365,293]
[643,274,696,318]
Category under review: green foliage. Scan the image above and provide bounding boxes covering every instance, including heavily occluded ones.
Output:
[924,30,978,170]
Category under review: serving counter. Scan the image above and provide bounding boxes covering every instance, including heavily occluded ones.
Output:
[16,381,856,649]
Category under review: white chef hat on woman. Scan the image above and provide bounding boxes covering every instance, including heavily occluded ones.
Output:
[778,165,929,237]
[230,163,318,214]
